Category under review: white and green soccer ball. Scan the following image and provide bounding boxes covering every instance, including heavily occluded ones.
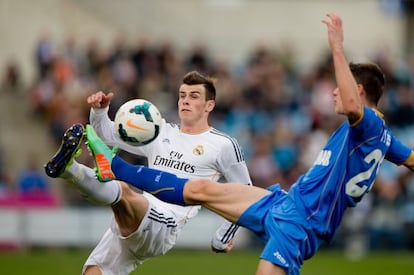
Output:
[114,99,162,146]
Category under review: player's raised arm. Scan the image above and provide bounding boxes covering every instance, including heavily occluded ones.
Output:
[322,13,363,124]
[88,91,118,147]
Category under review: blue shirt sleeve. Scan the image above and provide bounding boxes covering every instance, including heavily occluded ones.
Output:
[385,132,412,165]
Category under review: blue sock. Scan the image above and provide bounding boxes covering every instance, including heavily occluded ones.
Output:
[111,156,187,206]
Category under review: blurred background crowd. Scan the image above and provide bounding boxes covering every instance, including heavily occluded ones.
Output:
[0,0,414,255]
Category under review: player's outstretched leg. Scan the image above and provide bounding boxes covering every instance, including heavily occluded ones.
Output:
[85,124,117,182]
[86,125,187,205]
[44,123,84,178]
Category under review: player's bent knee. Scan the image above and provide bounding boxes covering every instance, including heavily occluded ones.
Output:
[117,180,145,203]
[84,265,102,275]
[111,180,149,236]
[118,181,133,196]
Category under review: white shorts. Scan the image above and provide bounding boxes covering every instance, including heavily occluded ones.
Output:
[83,193,198,275]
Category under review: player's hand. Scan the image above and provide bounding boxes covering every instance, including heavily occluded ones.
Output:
[87,91,114,109]
[211,240,234,253]
[322,13,344,52]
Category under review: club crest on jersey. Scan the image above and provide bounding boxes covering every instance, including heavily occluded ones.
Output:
[193,145,204,156]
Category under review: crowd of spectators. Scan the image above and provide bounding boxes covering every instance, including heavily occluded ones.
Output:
[2,33,414,252]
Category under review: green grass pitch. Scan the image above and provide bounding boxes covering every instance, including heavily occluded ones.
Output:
[0,248,413,274]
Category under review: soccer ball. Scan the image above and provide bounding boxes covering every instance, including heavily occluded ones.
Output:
[114,99,162,146]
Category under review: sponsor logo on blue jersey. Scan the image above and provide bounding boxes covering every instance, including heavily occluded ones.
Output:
[273,251,287,265]
[314,150,331,166]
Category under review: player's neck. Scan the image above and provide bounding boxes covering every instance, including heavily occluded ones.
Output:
[365,101,383,118]
[180,123,211,134]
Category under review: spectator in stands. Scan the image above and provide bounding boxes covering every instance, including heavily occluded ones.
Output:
[16,153,60,206]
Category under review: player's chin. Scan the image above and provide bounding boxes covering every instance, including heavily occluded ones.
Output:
[333,105,342,114]
[179,110,191,117]
[335,108,346,115]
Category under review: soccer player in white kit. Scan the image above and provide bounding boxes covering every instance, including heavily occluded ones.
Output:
[45,71,252,275]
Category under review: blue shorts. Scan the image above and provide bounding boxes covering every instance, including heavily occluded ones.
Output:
[237,184,321,275]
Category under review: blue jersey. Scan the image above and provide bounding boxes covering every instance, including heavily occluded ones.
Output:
[291,107,411,242]
[237,107,411,274]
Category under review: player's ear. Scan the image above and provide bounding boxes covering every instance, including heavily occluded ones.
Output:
[206,100,215,112]
[357,84,365,98]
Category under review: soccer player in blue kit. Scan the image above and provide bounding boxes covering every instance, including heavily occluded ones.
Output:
[85,13,414,274]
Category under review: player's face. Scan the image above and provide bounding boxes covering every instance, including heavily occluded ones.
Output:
[332,87,344,114]
[178,84,213,125]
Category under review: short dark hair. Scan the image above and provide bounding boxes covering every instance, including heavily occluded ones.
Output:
[350,62,385,106]
[182,71,216,101]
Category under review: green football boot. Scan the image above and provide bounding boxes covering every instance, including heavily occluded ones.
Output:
[85,124,118,182]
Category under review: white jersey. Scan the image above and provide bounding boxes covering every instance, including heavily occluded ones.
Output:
[90,106,251,209]
[86,106,251,274]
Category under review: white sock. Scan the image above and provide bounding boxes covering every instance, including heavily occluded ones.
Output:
[62,161,121,205]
